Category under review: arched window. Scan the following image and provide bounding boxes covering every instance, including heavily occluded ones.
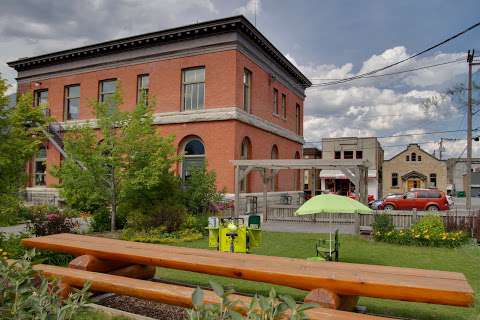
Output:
[34,145,47,186]
[411,152,417,161]
[271,145,279,191]
[294,151,301,190]
[240,137,252,192]
[181,137,205,182]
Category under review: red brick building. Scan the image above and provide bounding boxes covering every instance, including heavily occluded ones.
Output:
[8,16,311,197]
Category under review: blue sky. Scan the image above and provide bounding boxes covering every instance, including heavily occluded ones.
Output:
[1,0,479,158]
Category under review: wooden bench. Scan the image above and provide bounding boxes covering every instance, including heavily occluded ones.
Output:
[33,263,392,320]
[22,233,474,316]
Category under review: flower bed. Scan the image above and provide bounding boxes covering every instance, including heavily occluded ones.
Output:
[373,214,469,248]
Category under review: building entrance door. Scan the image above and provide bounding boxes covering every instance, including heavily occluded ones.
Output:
[407,179,420,191]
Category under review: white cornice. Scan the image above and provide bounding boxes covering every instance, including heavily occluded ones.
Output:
[59,107,304,144]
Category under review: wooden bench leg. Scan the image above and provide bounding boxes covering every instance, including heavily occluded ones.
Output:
[305,288,359,311]
[68,254,155,284]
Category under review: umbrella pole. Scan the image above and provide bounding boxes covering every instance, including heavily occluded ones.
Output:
[329,212,332,254]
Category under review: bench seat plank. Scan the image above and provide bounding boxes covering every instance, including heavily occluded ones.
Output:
[34,264,393,320]
[22,233,474,307]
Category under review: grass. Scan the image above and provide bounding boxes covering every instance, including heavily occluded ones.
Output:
[155,231,480,320]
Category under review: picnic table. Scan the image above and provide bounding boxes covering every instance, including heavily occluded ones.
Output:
[22,233,475,319]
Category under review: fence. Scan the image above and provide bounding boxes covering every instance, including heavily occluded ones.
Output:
[21,190,62,207]
[265,205,480,239]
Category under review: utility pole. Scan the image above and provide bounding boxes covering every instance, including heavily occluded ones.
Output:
[466,50,475,210]
[439,138,443,160]
[439,137,458,160]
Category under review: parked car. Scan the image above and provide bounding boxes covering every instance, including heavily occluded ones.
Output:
[378,189,450,211]
[348,192,375,203]
[369,193,403,209]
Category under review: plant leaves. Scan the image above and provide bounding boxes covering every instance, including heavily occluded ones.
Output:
[210,280,225,297]
[192,286,203,308]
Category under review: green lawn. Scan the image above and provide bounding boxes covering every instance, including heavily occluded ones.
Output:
[155,231,480,320]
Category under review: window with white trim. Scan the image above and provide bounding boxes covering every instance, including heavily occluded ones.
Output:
[182,68,205,111]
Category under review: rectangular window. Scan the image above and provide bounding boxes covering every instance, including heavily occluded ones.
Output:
[137,74,149,105]
[392,173,398,187]
[273,88,279,115]
[34,89,48,107]
[243,69,251,112]
[64,85,80,120]
[295,104,301,134]
[281,94,287,119]
[334,151,341,159]
[356,150,363,159]
[430,173,437,187]
[34,146,47,186]
[99,79,117,112]
[344,151,354,159]
[182,67,205,111]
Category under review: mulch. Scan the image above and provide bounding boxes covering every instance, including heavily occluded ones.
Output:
[98,295,188,320]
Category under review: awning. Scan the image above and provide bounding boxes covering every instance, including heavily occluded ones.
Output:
[319,169,377,179]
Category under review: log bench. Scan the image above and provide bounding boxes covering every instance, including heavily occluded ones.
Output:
[22,233,475,318]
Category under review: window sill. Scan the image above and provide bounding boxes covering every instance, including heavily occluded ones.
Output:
[272,113,280,118]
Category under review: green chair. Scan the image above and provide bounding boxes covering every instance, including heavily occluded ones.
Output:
[248,214,261,229]
[315,229,339,261]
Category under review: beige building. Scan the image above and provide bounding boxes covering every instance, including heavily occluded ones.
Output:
[303,147,322,196]
[383,144,447,195]
[317,137,384,199]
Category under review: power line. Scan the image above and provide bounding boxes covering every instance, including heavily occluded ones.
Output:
[304,129,477,144]
[303,140,439,150]
[308,58,463,83]
[307,20,480,87]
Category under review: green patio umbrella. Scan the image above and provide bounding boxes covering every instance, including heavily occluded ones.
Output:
[295,194,372,253]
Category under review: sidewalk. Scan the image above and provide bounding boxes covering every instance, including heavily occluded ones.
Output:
[0,224,27,235]
[263,221,355,234]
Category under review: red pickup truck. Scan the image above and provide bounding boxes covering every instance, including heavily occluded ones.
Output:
[378,189,450,211]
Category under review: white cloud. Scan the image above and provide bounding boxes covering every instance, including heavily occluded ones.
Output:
[234,0,261,16]
[289,46,472,158]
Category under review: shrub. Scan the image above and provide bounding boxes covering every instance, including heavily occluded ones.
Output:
[148,204,187,233]
[374,215,469,248]
[183,213,210,234]
[90,208,126,232]
[0,232,73,266]
[188,281,317,320]
[0,251,91,319]
[183,166,224,214]
[28,211,78,237]
[372,213,394,239]
[120,227,203,244]
[0,196,27,226]
[412,214,445,235]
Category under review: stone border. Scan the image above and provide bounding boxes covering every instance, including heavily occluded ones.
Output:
[86,303,156,320]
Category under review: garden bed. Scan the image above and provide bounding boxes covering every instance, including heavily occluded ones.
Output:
[97,295,187,320]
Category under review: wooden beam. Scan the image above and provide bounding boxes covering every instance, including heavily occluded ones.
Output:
[234,165,240,217]
[262,168,268,221]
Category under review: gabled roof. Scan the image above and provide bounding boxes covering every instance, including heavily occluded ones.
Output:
[385,143,441,162]
[7,15,311,87]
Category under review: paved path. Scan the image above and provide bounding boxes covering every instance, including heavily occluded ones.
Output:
[263,221,355,234]
[0,224,27,235]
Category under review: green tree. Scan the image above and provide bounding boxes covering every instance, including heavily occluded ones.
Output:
[0,76,47,226]
[184,166,223,214]
[52,86,181,231]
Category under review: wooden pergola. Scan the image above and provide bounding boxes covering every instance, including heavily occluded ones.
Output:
[230,159,370,217]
